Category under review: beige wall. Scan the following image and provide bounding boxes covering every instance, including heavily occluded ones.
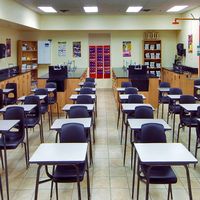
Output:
[0,26,21,69]
[177,7,200,68]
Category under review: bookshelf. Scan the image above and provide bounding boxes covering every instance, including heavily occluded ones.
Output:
[89,45,111,79]
[17,40,38,82]
[143,40,161,75]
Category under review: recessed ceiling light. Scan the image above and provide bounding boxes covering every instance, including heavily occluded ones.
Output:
[83,6,98,13]
[167,5,188,12]
[38,6,57,13]
[126,6,143,13]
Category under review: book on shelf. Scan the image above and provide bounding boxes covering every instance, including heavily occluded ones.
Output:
[156,44,160,50]
[150,62,155,67]
[150,53,155,59]
[155,53,160,59]
[150,44,155,50]
[145,53,150,58]
[144,62,149,66]
[156,63,161,68]
[144,44,149,50]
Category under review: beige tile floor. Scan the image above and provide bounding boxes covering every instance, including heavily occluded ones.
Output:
[1,88,200,200]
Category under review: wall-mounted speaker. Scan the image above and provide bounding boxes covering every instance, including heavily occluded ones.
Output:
[0,43,6,59]
[177,43,186,56]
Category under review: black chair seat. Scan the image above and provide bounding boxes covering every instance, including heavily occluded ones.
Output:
[48,97,56,104]
[160,96,170,104]
[180,117,198,127]
[4,98,17,105]
[40,105,48,114]
[52,163,86,182]
[170,105,181,114]
[141,165,177,184]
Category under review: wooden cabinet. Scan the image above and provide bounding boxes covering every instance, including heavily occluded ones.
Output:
[17,40,38,82]
[143,40,161,76]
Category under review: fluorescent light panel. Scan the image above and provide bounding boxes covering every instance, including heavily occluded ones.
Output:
[38,6,57,13]
[126,6,143,13]
[167,5,188,12]
[84,6,98,13]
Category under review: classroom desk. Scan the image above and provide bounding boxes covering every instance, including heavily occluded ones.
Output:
[69,94,96,102]
[123,118,171,166]
[133,143,198,200]
[0,119,20,200]
[179,103,200,150]
[31,88,56,93]
[18,95,47,101]
[120,103,153,145]
[116,87,138,93]
[79,82,96,87]
[2,88,14,94]
[0,104,37,162]
[119,94,146,101]
[62,104,94,112]
[158,87,170,92]
[75,87,96,93]
[29,143,89,200]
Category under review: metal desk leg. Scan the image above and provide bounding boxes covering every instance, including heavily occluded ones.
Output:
[120,113,125,144]
[34,165,42,200]
[132,149,137,199]
[3,135,9,200]
[184,165,193,200]
[123,121,128,166]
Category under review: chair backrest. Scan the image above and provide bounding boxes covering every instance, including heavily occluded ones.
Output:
[83,82,95,88]
[141,123,166,143]
[125,87,138,94]
[5,82,17,98]
[69,106,89,118]
[128,94,143,103]
[77,95,93,104]
[0,89,3,109]
[60,123,87,143]
[169,87,182,95]
[24,95,41,118]
[80,87,94,94]
[194,79,200,86]
[135,106,154,119]
[159,82,170,88]
[121,82,132,88]
[3,106,25,139]
[85,77,95,82]
[179,95,196,104]
[34,88,48,105]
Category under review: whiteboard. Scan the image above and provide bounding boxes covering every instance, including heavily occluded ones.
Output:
[38,41,51,64]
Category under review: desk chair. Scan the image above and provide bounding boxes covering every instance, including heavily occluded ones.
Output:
[0,89,3,110]
[68,106,93,165]
[136,123,177,200]
[157,82,170,118]
[83,82,95,88]
[46,82,59,119]
[85,77,95,82]
[177,95,197,150]
[194,79,200,100]
[80,87,95,94]
[195,106,200,160]
[3,83,17,105]
[24,95,44,143]
[49,123,90,200]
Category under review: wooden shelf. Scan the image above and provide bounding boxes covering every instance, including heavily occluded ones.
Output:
[17,40,38,82]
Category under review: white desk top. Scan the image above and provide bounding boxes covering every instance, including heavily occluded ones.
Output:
[167,94,181,100]
[0,119,20,131]
[18,95,47,101]
[119,94,146,100]
[116,87,139,92]
[31,88,56,93]
[158,87,170,92]
[122,103,154,111]
[30,143,88,164]
[79,82,96,86]
[180,103,200,111]
[70,94,96,100]
[51,118,92,130]
[62,104,94,111]
[75,88,96,92]
[2,88,14,94]
[128,118,171,130]
[134,143,197,165]
[195,85,200,89]
[0,104,37,112]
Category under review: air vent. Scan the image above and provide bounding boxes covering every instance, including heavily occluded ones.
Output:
[142,9,151,12]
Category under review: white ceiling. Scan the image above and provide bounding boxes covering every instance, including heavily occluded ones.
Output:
[14,0,200,15]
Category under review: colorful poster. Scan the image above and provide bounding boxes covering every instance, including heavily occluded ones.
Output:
[73,41,81,57]
[6,38,11,57]
[188,34,193,53]
[123,41,131,57]
[58,41,66,57]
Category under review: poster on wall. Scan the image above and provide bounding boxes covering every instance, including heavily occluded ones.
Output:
[6,38,11,57]
[123,41,131,57]
[58,41,66,57]
[73,41,81,57]
[188,34,193,53]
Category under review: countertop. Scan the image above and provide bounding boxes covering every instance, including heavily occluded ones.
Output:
[112,67,159,78]
[38,68,86,79]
